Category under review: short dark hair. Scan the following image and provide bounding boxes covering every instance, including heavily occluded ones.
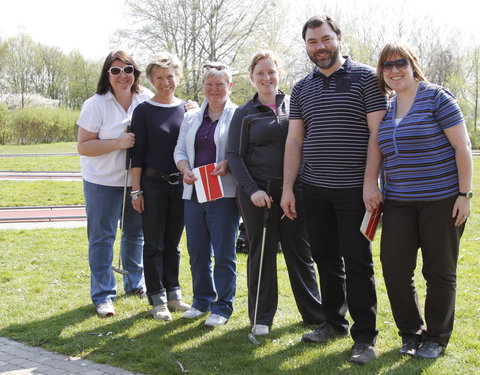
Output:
[96,50,141,95]
[302,15,342,40]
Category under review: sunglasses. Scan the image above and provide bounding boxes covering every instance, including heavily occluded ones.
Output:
[203,64,226,71]
[108,65,135,76]
[382,59,409,71]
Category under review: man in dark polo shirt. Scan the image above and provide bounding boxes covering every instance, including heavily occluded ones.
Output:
[280,15,386,365]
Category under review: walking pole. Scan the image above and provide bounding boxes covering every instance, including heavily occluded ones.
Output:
[248,180,271,345]
[112,126,131,275]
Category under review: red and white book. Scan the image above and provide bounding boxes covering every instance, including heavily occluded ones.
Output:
[192,163,224,203]
[360,203,383,242]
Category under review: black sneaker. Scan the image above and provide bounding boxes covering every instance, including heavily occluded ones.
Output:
[415,341,444,359]
[349,343,377,365]
[301,323,348,343]
[399,339,420,356]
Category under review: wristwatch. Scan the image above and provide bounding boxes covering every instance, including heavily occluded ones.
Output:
[459,191,473,199]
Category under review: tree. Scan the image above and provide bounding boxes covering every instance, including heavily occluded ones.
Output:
[1,34,37,108]
[119,0,275,100]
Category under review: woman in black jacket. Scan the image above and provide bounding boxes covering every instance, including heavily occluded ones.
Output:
[227,51,322,335]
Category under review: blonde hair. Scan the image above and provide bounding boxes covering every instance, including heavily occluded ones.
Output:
[248,50,283,75]
[377,41,427,95]
[146,51,183,80]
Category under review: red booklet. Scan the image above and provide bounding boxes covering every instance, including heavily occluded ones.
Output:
[360,203,383,242]
[192,163,224,203]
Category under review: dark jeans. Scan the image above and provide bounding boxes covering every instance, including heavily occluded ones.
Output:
[303,183,378,345]
[238,185,322,326]
[142,183,184,306]
[380,196,464,346]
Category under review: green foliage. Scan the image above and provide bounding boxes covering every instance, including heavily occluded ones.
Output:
[0,104,10,144]
[6,107,79,145]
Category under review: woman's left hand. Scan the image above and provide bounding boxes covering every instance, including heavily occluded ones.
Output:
[211,160,229,176]
[452,196,471,227]
[185,100,199,111]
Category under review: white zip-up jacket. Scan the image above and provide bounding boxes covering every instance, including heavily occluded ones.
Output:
[174,98,238,200]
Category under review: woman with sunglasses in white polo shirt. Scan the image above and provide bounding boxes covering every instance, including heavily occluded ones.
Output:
[77,51,152,317]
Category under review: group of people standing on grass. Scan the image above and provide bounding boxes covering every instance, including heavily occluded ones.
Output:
[76,14,472,365]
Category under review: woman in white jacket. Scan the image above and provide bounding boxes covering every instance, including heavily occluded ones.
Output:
[174,62,239,327]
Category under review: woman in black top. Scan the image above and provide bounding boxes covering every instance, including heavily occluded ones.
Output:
[131,52,194,320]
[227,51,322,335]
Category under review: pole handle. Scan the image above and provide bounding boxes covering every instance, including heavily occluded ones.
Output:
[263,180,271,228]
[125,125,132,170]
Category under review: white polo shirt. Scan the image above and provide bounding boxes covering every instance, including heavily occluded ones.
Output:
[77,89,152,187]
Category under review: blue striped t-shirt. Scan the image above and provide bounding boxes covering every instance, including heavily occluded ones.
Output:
[378,81,464,201]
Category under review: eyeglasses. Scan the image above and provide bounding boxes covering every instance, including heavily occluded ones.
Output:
[382,59,409,72]
[108,65,134,75]
[203,64,226,71]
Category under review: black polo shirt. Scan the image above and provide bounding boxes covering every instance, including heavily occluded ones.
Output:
[290,56,386,189]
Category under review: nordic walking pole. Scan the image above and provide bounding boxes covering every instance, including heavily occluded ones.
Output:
[248,180,271,345]
[113,126,131,275]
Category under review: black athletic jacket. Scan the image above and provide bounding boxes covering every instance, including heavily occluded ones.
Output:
[227,91,298,196]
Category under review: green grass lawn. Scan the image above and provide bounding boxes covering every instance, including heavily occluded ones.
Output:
[0,148,478,374]
[0,142,78,155]
[0,142,80,171]
[0,180,84,207]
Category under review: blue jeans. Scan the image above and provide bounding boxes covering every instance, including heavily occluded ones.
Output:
[142,182,184,306]
[184,194,239,318]
[83,180,145,306]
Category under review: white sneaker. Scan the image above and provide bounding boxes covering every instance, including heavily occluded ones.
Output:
[96,302,115,317]
[182,307,205,319]
[168,300,191,312]
[151,304,172,321]
[252,324,269,336]
[205,313,228,327]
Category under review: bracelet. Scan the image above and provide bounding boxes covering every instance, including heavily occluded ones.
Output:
[130,190,143,200]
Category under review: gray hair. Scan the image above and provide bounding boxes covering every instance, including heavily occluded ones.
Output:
[201,62,233,84]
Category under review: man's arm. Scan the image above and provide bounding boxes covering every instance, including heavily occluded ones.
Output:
[363,109,386,212]
[280,119,305,220]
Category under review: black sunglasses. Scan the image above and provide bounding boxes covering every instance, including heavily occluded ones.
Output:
[203,64,226,71]
[108,65,135,76]
[382,59,409,71]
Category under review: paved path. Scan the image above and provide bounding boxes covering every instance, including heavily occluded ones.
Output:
[0,206,86,225]
[0,337,143,375]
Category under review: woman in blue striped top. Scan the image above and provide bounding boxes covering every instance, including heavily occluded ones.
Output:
[377,42,473,359]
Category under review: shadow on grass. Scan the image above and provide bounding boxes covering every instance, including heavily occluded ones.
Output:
[0,307,435,375]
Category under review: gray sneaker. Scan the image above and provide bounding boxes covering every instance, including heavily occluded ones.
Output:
[349,343,377,365]
[301,324,348,343]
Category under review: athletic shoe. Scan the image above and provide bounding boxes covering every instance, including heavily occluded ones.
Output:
[252,324,269,336]
[399,339,420,356]
[96,302,115,317]
[167,300,191,312]
[301,323,348,343]
[349,343,377,365]
[415,341,444,359]
[151,304,172,321]
[204,313,228,327]
[182,307,205,319]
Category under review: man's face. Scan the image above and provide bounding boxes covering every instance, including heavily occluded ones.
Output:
[305,23,341,72]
